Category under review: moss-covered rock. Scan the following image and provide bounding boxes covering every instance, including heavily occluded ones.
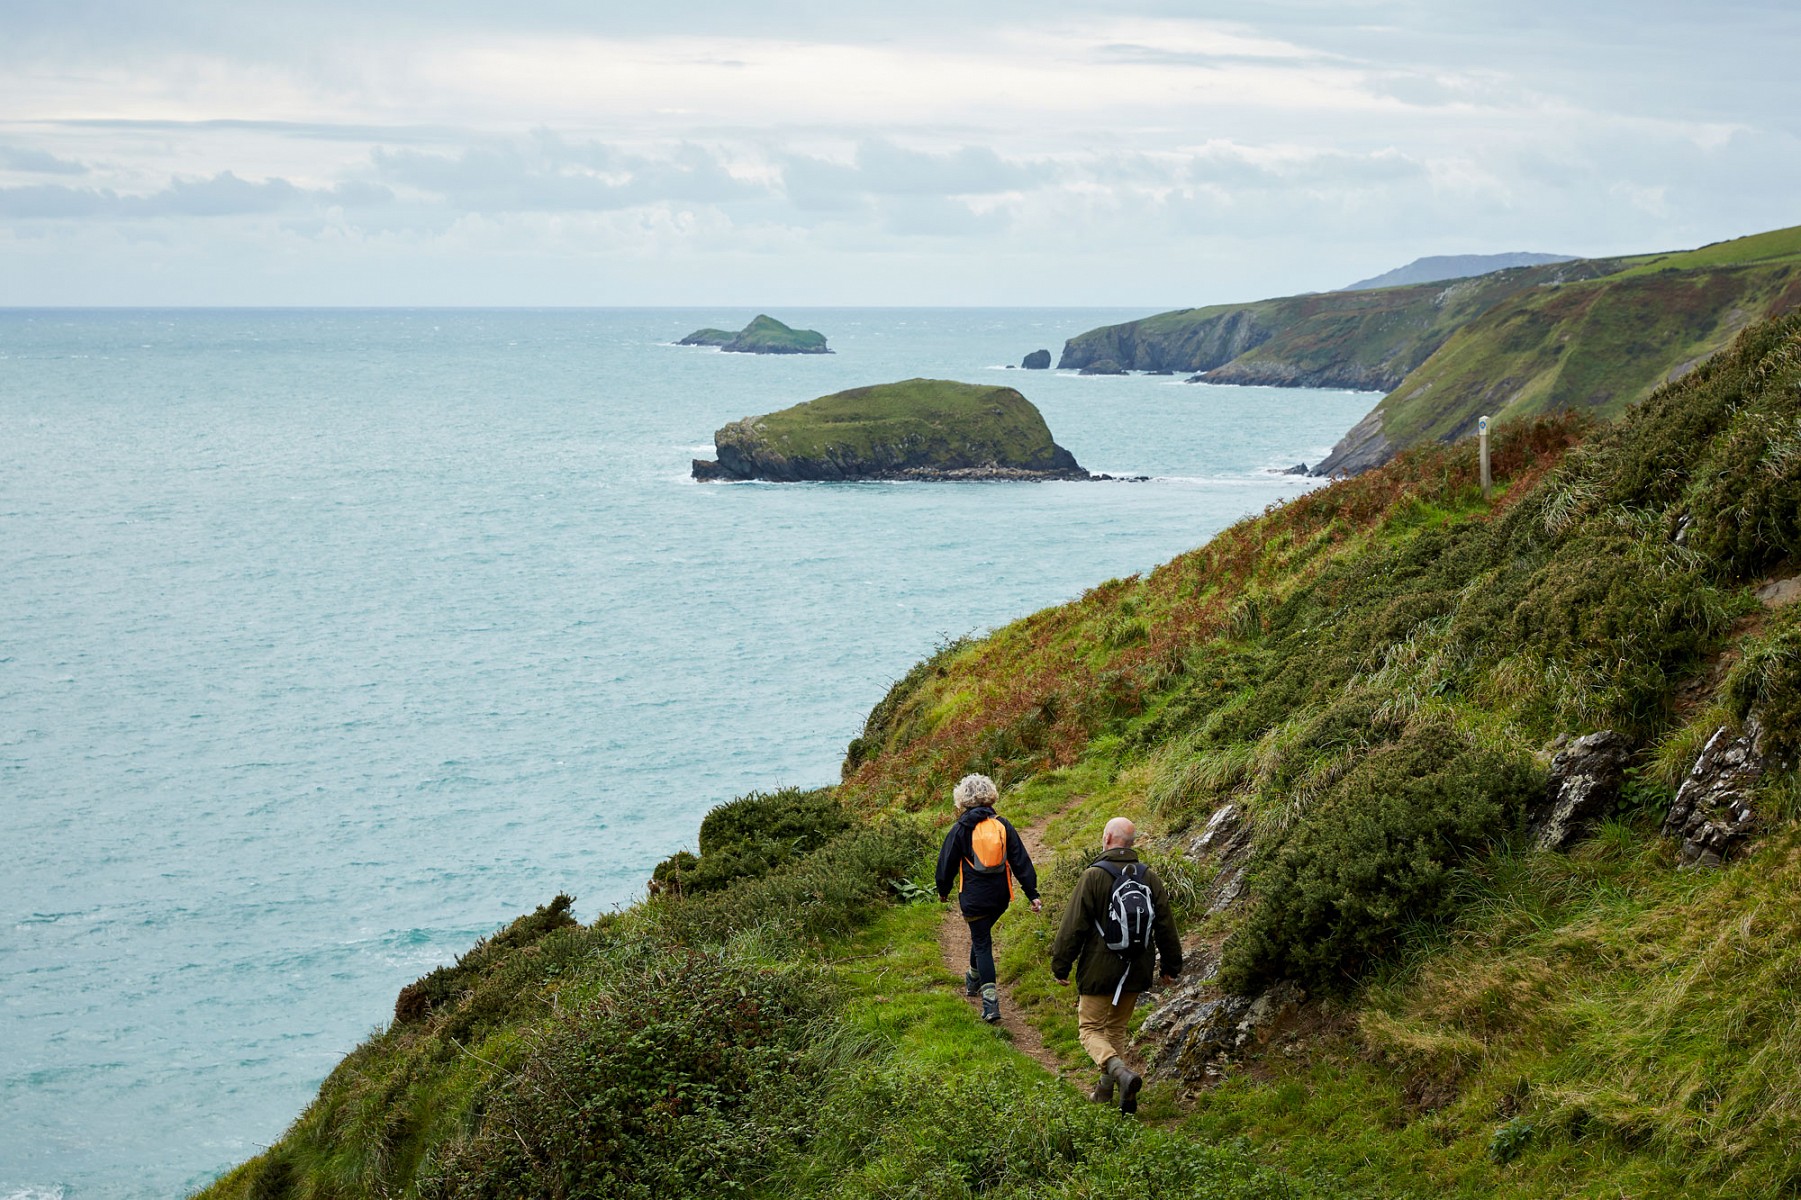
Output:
[678,314,830,354]
[692,378,1088,481]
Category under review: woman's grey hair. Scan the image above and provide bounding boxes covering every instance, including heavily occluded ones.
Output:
[953,773,999,811]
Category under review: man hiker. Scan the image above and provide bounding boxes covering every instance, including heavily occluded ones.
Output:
[1051,816,1182,1114]
[935,773,1041,1023]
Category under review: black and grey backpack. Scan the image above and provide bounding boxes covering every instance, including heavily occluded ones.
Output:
[1092,859,1155,1001]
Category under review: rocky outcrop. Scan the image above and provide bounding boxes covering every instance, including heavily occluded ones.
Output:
[1663,720,1765,867]
[1141,978,1307,1080]
[1197,358,1408,391]
[1062,307,1271,374]
[1079,359,1126,376]
[1021,349,1051,370]
[1310,408,1391,477]
[692,379,1089,482]
[1530,730,1631,850]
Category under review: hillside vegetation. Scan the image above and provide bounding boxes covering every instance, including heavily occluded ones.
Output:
[202,314,1801,1199]
[1059,224,1801,476]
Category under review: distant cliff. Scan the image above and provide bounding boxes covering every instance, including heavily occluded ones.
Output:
[1339,251,1574,292]
[1057,223,1801,476]
[691,378,1087,481]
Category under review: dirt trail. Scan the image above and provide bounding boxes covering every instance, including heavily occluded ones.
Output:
[938,817,1066,1076]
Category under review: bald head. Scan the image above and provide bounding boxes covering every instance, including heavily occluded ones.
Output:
[1102,817,1136,850]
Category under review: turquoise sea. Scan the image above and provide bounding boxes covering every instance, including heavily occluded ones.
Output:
[0,308,1374,1197]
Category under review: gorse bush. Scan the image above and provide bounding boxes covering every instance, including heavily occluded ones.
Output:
[394,894,580,1024]
[418,945,829,1200]
[1220,713,1539,993]
[651,787,853,896]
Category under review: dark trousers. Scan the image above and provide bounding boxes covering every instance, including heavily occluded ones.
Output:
[965,910,1000,986]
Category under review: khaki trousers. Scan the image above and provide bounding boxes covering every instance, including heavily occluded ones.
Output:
[1077,990,1139,1066]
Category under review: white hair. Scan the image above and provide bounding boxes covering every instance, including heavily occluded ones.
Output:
[953,773,999,811]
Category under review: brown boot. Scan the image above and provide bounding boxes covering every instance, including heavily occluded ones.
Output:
[1105,1056,1142,1115]
[1089,1071,1116,1103]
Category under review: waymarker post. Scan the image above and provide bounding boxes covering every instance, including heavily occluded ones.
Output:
[1478,415,1491,498]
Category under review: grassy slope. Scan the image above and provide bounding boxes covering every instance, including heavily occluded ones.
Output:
[1371,260,1801,450]
[201,315,1801,1198]
[723,378,1073,470]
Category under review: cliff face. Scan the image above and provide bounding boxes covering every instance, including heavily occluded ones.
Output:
[691,378,1087,482]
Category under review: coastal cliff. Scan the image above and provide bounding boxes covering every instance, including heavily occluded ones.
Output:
[1059,223,1801,478]
[200,313,1801,1200]
[691,378,1088,481]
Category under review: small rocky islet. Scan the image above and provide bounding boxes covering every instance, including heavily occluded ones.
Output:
[691,378,1093,482]
[677,314,830,355]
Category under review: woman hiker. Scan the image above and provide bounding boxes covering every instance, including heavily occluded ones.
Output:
[935,773,1041,1023]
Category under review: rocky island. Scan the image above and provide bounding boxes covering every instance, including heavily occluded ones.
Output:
[691,378,1089,481]
[677,314,830,354]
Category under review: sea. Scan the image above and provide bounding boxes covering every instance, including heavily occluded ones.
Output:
[0,308,1374,1198]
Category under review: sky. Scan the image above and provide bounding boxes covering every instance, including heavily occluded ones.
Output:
[2,1,1798,306]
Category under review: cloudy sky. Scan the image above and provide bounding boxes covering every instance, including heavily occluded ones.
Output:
[2,1,1797,305]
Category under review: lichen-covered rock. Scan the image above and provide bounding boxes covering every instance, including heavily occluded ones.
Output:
[1530,730,1630,850]
[1141,977,1306,1080]
[1663,720,1765,867]
[1186,801,1254,915]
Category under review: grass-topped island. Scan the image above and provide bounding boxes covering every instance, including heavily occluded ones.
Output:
[691,378,1091,482]
[677,314,831,354]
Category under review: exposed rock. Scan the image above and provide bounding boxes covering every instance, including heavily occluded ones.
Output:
[1311,407,1391,477]
[1141,977,1306,1079]
[1280,462,1309,476]
[1757,576,1801,609]
[691,378,1089,482]
[1186,802,1255,915]
[1529,730,1630,850]
[1079,358,1126,376]
[1021,349,1051,370]
[1663,721,1765,867]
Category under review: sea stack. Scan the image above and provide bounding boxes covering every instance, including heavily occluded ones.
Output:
[691,378,1088,482]
[1022,349,1051,369]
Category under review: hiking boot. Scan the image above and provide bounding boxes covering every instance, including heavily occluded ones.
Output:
[980,983,1001,1024]
[1089,1072,1116,1103]
[964,969,980,998]
[1105,1056,1143,1115]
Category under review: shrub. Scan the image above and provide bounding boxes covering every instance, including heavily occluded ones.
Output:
[1220,714,1539,993]
[394,894,579,1023]
[417,945,829,1199]
[651,788,853,896]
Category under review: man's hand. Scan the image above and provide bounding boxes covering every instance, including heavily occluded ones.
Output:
[1030,897,1044,914]
[1054,976,1070,987]
[1160,974,1178,986]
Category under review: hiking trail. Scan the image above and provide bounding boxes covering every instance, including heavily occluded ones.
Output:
[938,816,1065,1076]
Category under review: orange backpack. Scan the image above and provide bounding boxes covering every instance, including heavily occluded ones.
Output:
[962,817,1014,899]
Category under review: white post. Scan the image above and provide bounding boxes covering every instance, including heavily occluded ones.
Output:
[1478,415,1491,497]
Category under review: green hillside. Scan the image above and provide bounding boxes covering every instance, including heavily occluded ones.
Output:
[200,314,1801,1199]
[1059,224,1801,476]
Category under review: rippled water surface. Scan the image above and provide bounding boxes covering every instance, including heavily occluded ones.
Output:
[0,308,1374,1197]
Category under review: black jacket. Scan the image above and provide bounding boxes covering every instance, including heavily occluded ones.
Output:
[1050,848,1183,996]
[935,807,1038,916]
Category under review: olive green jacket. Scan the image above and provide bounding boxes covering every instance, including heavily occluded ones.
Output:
[1050,848,1184,996]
